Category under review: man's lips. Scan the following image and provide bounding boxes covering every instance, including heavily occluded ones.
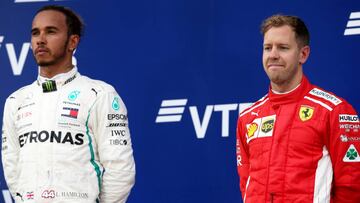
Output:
[267,64,284,69]
[35,47,49,55]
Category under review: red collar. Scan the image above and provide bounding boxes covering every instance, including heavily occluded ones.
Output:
[268,75,312,106]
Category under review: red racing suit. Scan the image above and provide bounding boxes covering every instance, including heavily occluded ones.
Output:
[236,76,360,203]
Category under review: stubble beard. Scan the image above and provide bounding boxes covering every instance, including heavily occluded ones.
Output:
[267,65,299,88]
[34,36,70,67]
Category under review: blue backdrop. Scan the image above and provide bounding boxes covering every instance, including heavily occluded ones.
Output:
[0,0,359,202]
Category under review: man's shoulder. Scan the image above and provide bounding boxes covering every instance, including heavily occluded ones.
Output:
[239,94,269,118]
[78,75,117,94]
[304,85,349,111]
[6,82,37,101]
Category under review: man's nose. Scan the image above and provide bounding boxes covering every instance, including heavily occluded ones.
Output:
[269,48,279,59]
[36,32,46,45]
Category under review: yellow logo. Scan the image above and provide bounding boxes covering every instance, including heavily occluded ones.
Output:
[247,123,258,138]
[299,105,314,121]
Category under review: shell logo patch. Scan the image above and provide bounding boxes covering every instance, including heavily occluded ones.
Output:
[247,123,258,138]
[299,105,314,121]
[246,115,276,143]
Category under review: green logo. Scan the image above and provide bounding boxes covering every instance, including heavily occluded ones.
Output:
[68,91,80,101]
[42,80,57,93]
[346,148,358,160]
[112,97,120,111]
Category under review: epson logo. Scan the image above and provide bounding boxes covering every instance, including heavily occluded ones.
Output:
[108,114,127,120]
[19,130,84,147]
[344,12,360,36]
[156,99,252,139]
[14,0,68,3]
[0,36,77,76]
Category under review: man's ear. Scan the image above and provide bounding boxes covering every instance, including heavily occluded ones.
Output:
[299,45,310,64]
[68,34,80,52]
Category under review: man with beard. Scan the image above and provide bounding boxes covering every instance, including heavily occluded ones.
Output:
[2,5,135,203]
[236,15,360,202]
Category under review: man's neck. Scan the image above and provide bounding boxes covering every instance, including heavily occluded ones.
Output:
[271,69,303,93]
[40,63,73,79]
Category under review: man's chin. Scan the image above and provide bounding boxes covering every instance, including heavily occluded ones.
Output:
[36,60,55,67]
[268,75,286,85]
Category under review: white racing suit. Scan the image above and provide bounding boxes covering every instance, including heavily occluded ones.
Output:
[2,67,135,203]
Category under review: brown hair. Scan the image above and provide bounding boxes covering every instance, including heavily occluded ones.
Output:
[261,14,310,47]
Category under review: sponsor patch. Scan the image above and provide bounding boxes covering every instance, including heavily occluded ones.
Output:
[61,107,79,119]
[106,123,127,127]
[340,135,360,142]
[261,118,274,133]
[26,192,34,200]
[246,115,276,143]
[112,97,120,111]
[110,139,128,145]
[107,114,127,120]
[340,123,360,132]
[299,105,314,121]
[68,90,80,101]
[111,130,126,136]
[339,114,359,123]
[343,144,360,162]
[246,123,258,139]
[309,88,342,105]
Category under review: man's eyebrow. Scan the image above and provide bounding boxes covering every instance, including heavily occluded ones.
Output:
[31,26,59,33]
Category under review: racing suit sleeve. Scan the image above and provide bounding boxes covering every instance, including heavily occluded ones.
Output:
[236,117,250,200]
[1,96,20,199]
[327,102,360,202]
[90,90,135,203]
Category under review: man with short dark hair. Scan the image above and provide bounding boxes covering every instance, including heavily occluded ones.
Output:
[236,15,360,202]
[2,5,135,203]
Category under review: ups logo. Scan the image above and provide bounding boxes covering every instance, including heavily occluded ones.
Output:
[261,119,274,133]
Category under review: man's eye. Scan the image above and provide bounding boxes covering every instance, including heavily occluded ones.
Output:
[264,47,271,51]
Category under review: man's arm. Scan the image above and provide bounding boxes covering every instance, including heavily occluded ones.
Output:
[236,117,250,200]
[91,89,135,203]
[328,102,360,202]
[1,96,20,200]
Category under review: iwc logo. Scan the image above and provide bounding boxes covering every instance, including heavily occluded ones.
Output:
[299,105,314,121]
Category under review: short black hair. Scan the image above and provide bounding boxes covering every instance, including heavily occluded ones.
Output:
[36,5,84,38]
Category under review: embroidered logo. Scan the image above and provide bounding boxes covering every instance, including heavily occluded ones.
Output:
[247,123,258,138]
[343,144,360,162]
[299,105,314,121]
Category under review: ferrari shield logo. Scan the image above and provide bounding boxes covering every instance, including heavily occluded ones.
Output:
[299,105,314,121]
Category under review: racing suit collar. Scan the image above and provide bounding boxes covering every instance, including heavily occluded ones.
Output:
[268,75,311,106]
[37,66,79,91]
